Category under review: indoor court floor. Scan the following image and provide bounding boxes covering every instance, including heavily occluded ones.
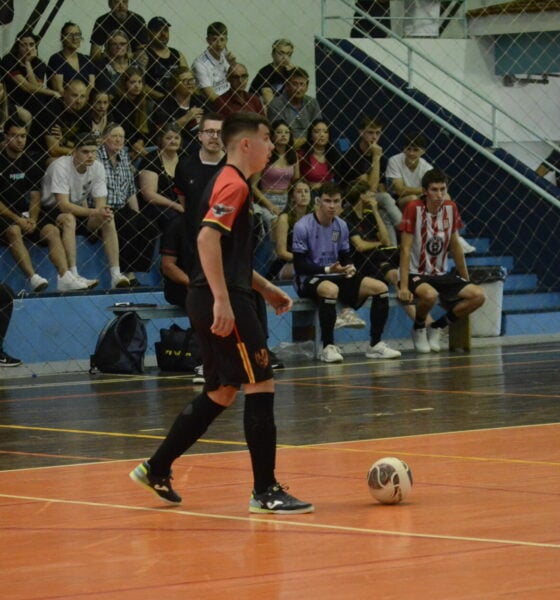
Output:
[1,340,559,599]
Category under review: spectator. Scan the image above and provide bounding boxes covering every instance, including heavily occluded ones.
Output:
[536,146,560,184]
[153,66,206,153]
[144,17,188,102]
[0,82,31,132]
[0,284,21,366]
[41,132,130,288]
[292,182,401,362]
[398,169,485,353]
[270,179,313,280]
[336,116,401,245]
[214,63,265,119]
[252,120,300,215]
[404,1,440,38]
[0,118,91,292]
[298,119,340,191]
[174,113,225,275]
[137,121,183,231]
[110,66,153,161]
[97,122,159,284]
[87,89,111,137]
[1,30,60,116]
[89,0,149,63]
[48,22,96,98]
[95,29,137,97]
[267,67,321,148]
[250,38,295,108]
[192,22,237,103]
[351,1,391,38]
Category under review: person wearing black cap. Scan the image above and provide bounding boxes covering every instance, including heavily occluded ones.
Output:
[90,0,149,62]
[144,16,188,102]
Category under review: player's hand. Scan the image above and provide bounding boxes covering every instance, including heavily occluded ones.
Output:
[211,298,235,337]
[262,284,293,315]
[342,264,357,278]
[225,49,236,65]
[371,143,383,159]
[398,288,414,304]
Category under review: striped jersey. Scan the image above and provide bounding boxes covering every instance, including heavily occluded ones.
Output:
[400,198,463,275]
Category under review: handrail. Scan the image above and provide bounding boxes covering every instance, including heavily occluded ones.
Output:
[321,0,560,175]
[317,34,560,210]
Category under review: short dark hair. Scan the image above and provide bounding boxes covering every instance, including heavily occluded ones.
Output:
[345,180,370,206]
[403,130,427,149]
[199,112,223,130]
[73,132,100,149]
[421,169,448,189]
[221,112,269,148]
[288,67,309,81]
[3,117,28,135]
[360,115,383,130]
[207,21,227,37]
[317,182,342,198]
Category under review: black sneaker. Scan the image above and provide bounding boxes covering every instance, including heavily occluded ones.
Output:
[269,351,284,370]
[0,351,22,367]
[129,461,182,505]
[249,483,314,514]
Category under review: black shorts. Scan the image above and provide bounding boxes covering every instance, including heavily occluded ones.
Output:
[356,246,399,280]
[296,273,366,309]
[408,273,470,308]
[186,286,273,392]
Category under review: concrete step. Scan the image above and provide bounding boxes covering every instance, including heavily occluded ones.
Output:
[503,273,538,292]
[503,292,560,312]
[502,310,560,335]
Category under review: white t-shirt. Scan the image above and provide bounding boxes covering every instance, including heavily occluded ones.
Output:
[404,1,440,38]
[41,156,107,208]
[191,49,230,97]
[386,152,432,189]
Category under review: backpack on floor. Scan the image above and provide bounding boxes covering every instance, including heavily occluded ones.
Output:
[90,311,147,374]
[155,324,201,372]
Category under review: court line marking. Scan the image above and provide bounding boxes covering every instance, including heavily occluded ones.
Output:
[0,491,558,551]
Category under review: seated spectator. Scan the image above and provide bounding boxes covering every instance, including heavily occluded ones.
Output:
[144,17,188,102]
[0,82,32,132]
[0,284,22,366]
[250,38,295,108]
[336,116,401,245]
[270,179,312,280]
[298,120,340,191]
[87,89,111,137]
[213,63,265,119]
[97,122,159,284]
[137,121,183,231]
[398,169,485,353]
[95,29,137,97]
[292,182,401,362]
[153,67,207,153]
[89,0,149,63]
[267,67,321,148]
[536,146,560,184]
[191,21,237,103]
[33,79,90,162]
[0,118,92,292]
[404,1,440,38]
[48,22,96,98]
[1,30,61,117]
[41,132,130,288]
[351,1,391,38]
[252,120,300,215]
[110,66,154,162]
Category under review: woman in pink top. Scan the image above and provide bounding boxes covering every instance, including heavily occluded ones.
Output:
[299,119,340,190]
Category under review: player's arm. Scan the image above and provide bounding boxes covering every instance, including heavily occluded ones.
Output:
[161,254,189,286]
[197,225,234,337]
[252,270,292,315]
[398,231,414,303]
[449,232,469,281]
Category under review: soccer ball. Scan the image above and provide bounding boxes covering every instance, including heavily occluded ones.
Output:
[367,457,413,504]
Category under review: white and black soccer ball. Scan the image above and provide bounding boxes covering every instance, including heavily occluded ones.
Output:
[367,457,413,504]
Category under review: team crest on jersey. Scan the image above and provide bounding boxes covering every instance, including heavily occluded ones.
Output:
[212,203,234,217]
[331,231,340,242]
[426,235,444,256]
[254,348,269,368]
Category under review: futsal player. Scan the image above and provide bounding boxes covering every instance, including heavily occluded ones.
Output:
[130,112,314,514]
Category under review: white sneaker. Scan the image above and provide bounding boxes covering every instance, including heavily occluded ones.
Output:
[365,341,401,359]
[459,236,476,254]
[57,271,88,291]
[412,328,431,353]
[111,273,130,288]
[29,274,48,292]
[75,274,99,289]
[193,365,205,384]
[320,344,344,363]
[335,308,366,329]
[427,326,442,352]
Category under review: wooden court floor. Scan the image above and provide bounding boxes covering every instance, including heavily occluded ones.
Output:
[1,341,559,599]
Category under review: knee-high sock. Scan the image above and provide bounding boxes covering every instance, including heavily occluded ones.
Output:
[149,393,225,475]
[318,297,337,347]
[370,292,389,347]
[244,392,276,494]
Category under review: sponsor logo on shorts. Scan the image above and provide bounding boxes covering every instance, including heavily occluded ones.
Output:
[255,348,269,368]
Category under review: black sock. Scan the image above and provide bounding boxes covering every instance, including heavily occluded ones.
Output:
[149,393,225,475]
[432,310,458,329]
[369,292,389,347]
[318,297,337,347]
[413,318,426,330]
[244,392,277,494]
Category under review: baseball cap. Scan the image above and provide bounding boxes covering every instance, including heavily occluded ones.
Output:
[148,17,171,31]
